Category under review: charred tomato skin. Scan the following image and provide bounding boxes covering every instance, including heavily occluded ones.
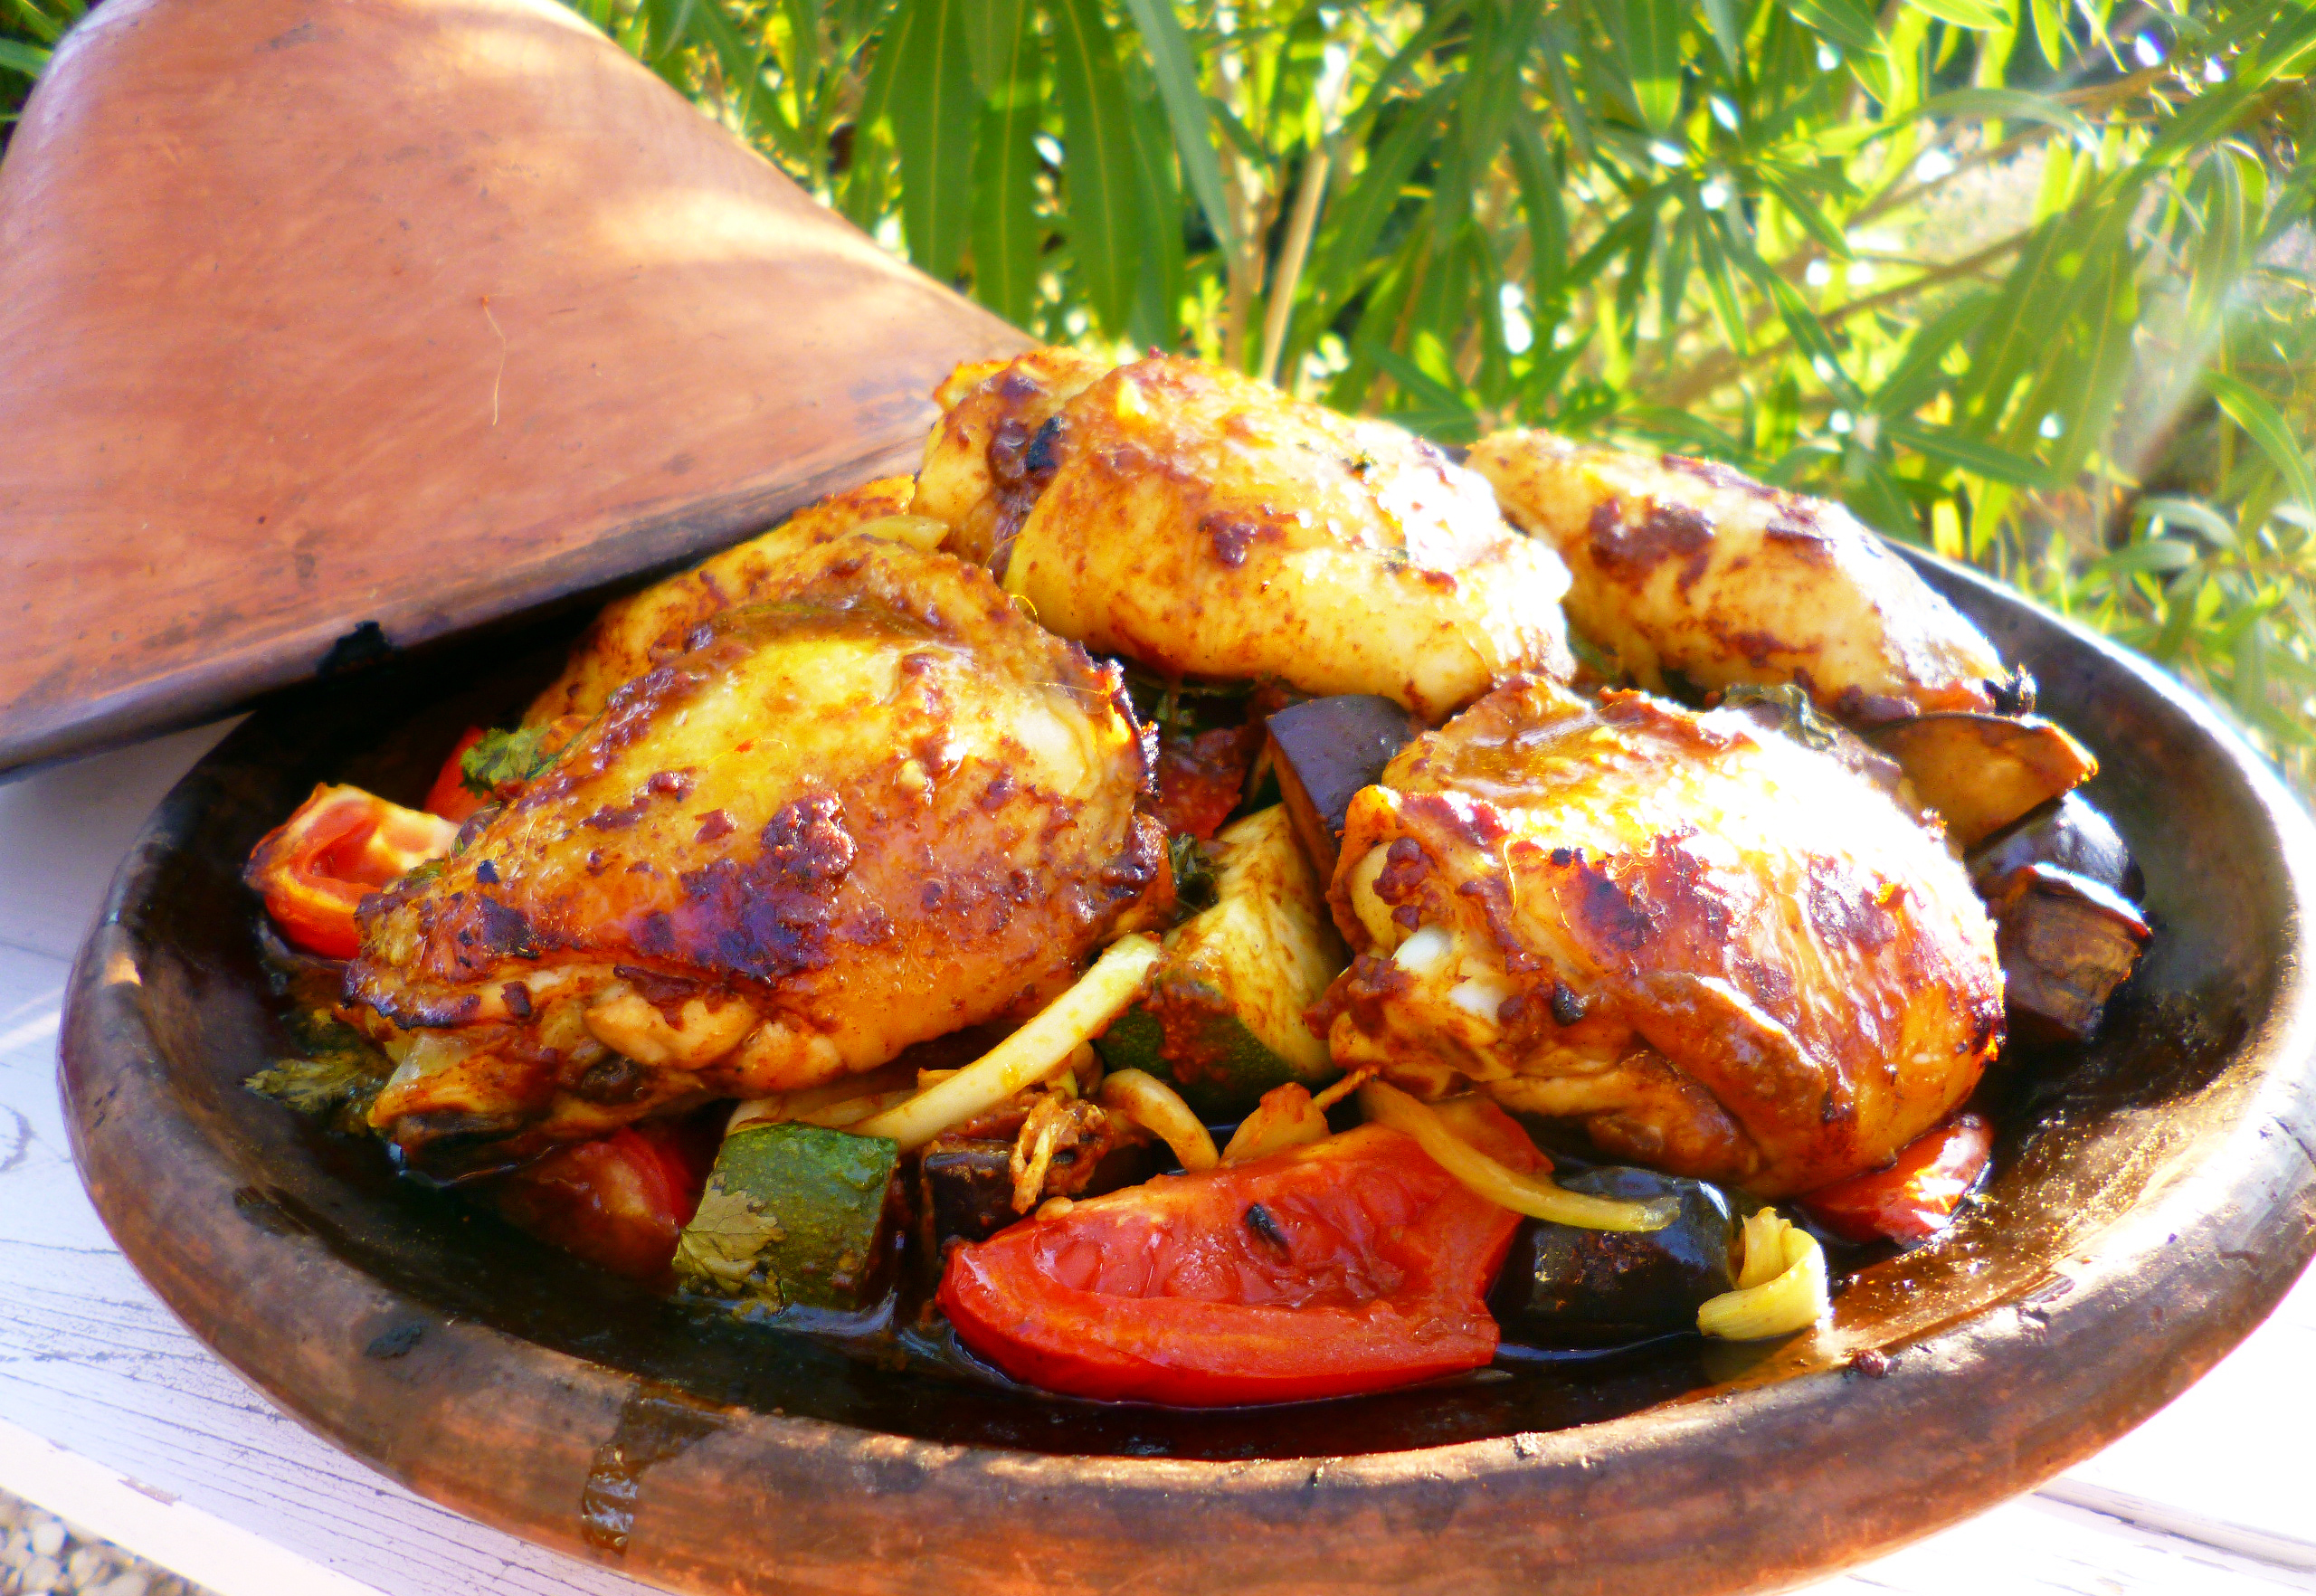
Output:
[936,1107,1541,1406]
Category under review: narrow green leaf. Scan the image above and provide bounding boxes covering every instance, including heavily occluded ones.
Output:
[1913,86,2093,142]
[1306,83,1450,316]
[967,0,1040,325]
[1360,336,1480,442]
[1045,0,1145,336]
[1125,62,1185,350]
[2136,496,2240,549]
[1885,419,2049,486]
[1506,117,1570,299]
[0,38,48,76]
[1732,245,1861,404]
[2092,538,2202,580]
[841,0,912,226]
[889,0,978,281]
[2208,371,2316,516]
[1784,0,1881,57]
[2027,0,2064,67]
[1754,166,1851,259]
[1615,0,1686,137]
[2040,252,2137,480]
[1902,0,2010,32]
[963,0,1020,96]
[1872,288,1992,416]
[1693,213,1750,356]
[1699,0,1745,72]
[1118,0,1236,252]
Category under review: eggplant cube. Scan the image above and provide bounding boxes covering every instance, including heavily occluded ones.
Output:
[1969,792,2140,900]
[1982,862,2150,1042]
[1489,1167,1740,1346]
[1265,695,1419,878]
[919,1135,1020,1254]
[673,1121,898,1311]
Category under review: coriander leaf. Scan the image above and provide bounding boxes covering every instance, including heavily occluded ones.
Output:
[245,1014,394,1136]
[460,725,555,797]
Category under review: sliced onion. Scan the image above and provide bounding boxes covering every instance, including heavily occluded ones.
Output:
[853,935,1163,1152]
[1358,1078,1675,1231]
[1697,1211,1829,1340]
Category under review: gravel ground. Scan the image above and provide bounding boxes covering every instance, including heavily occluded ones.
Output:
[0,1491,214,1596]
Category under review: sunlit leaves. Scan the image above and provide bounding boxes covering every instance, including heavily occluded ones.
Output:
[1045,0,1144,333]
[889,0,977,280]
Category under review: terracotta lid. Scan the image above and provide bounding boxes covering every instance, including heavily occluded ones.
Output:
[0,0,1028,775]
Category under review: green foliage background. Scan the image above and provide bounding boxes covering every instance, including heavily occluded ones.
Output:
[7,0,2313,779]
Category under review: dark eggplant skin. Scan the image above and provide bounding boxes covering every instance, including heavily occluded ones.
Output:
[920,1137,1018,1257]
[1968,793,2140,900]
[1265,695,1419,879]
[1490,1168,1740,1348]
[917,1135,1161,1260]
[1980,863,2150,1043]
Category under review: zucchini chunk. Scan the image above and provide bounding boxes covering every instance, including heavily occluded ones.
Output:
[672,1121,899,1312]
[1096,805,1349,1118]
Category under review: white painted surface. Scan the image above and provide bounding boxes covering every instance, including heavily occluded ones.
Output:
[0,726,2309,1595]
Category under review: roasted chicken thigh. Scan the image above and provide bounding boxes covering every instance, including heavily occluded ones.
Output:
[347,536,1160,1164]
[926,351,1577,722]
[524,476,926,727]
[1466,432,2009,722]
[1319,679,2003,1195]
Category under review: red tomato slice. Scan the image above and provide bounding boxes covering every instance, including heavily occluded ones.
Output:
[244,784,459,958]
[938,1104,1541,1406]
[489,1120,715,1282]
[1149,724,1263,841]
[422,727,489,823]
[1799,1115,1994,1244]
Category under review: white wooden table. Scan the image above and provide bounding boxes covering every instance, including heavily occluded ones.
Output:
[2,726,2311,1596]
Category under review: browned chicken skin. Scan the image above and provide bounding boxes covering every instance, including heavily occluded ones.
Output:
[914,347,1114,573]
[1467,432,2009,722]
[524,476,925,727]
[924,350,1576,722]
[346,537,1160,1164]
[1319,679,2004,1195]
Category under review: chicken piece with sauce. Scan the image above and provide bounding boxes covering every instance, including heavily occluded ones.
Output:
[345,535,1162,1168]
[1466,432,2012,722]
[1317,679,2004,1196]
[524,476,930,727]
[924,350,1576,723]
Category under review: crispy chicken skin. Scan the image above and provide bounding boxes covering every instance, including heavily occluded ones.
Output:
[930,350,1576,722]
[346,537,1161,1163]
[1466,432,2008,723]
[914,347,1114,571]
[523,476,923,727]
[1318,679,2003,1195]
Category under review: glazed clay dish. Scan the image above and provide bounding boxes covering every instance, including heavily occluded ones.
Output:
[61,516,2316,1595]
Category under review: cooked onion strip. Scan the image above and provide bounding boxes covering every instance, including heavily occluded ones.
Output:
[726,1059,918,1135]
[1098,1068,1220,1172]
[1697,1210,1828,1340]
[1358,1078,1675,1232]
[854,935,1163,1153]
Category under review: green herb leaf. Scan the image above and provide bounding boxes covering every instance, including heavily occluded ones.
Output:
[460,726,555,797]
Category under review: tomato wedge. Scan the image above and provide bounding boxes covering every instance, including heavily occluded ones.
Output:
[938,1103,1541,1405]
[1149,724,1263,841]
[489,1119,717,1281]
[1799,1115,1994,1244]
[243,784,460,958]
[422,727,489,823]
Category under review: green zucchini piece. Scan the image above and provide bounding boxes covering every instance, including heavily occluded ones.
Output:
[672,1121,897,1311]
[1095,805,1347,1118]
